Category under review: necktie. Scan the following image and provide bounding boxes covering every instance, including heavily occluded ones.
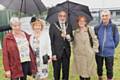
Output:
[61,23,66,34]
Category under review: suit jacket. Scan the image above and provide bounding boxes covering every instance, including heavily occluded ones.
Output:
[49,21,73,59]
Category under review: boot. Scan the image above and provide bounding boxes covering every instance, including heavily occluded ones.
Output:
[80,76,85,80]
[98,76,103,80]
[86,77,90,80]
[107,78,112,80]
[80,76,90,80]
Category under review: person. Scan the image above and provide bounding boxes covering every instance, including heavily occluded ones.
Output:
[72,16,99,80]
[49,10,73,80]
[94,9,119,80]
[30,19,52,80]
[30,16,37,24]
[2,17,37,80]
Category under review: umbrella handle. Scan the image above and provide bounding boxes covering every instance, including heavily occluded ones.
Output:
[19,0,24,17]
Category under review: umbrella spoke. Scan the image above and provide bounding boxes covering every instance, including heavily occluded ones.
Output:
[33,0,42,14]
[0,0,47,15]
[6,0,14,9]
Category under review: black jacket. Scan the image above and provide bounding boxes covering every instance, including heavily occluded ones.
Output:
[49,21,73,58]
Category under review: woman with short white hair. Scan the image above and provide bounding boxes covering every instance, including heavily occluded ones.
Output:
[2,17,37,80]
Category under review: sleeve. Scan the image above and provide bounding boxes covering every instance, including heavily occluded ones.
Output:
[94,26,99,35]
[2,36,10,71]
[68,24,74,42]
[49,24,56,56]
[29,36,34,50]
[46,31,52,58]
[89,27,99,53]
[72,30,76,47]
[114,26,119,48]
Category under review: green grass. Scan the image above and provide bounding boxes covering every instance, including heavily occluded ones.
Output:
[0,44,120,80]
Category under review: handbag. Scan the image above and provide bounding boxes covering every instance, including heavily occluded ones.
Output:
[42,54,50,64]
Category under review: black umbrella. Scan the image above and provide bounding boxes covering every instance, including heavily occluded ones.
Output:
[0,25,11,32]
[46,1,93,28]
[0,0,47,15]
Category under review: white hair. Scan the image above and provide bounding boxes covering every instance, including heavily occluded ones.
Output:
[10,17,20,26]
[100,9,111,17]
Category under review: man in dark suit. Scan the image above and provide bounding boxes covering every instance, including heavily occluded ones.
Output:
[49,10,73,80]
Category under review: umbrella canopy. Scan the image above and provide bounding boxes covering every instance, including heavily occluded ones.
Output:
[46,1,93,28]
[0,0,47,15]
[0,25,11,32]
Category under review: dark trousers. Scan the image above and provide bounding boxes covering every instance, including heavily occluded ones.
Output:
[11,62,31,80]
[52,50,70,80]
[95,55,114,79]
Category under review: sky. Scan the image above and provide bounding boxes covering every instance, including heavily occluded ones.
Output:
[41,0,120,9]
[0,4,5,10]
[0,0,120,10]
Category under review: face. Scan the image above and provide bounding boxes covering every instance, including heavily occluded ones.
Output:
[58,11,67,23]
[101,12,111,25]
[11,22,21,31]
[78,17,87,28]
[33,24,42,33]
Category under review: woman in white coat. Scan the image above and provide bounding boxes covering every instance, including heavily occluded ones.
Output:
[30,19,52,80]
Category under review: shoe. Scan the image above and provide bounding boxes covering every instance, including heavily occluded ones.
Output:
[98,76,103,80]
[107,78,112,80]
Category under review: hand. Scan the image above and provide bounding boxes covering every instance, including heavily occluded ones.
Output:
[5,71,11,78]
[93,48,99,53]
[66,34,71,41]
[48,58,52,63]
[61,32,66,38]
[52,55,57,61]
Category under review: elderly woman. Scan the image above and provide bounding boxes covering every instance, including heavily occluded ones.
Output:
[72,16,99,80]
[30,19,52,80]
[2,17,37,80]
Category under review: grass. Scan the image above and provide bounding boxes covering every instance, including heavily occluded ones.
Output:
[0,44,120,80]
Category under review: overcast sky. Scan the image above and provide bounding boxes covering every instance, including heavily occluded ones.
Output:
[41,0,120,9]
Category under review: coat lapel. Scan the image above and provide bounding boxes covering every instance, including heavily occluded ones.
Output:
[56,21,61,28]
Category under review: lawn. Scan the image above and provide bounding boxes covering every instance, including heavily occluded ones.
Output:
[0,44,120,80]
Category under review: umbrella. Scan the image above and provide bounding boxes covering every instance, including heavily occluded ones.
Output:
[0,0,47,15]
[46,1,93,28]
[0,25,11,32]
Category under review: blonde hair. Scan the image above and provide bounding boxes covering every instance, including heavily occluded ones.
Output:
[31,19,44,30]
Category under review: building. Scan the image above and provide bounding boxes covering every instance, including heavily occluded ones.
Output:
[90,8,120,26]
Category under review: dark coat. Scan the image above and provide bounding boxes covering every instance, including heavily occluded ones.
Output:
[49,21,73,59]
[2,32,37,78]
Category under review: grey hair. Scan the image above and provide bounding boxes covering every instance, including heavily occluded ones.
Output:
[10,17,20,26]
[100,9,111,17]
